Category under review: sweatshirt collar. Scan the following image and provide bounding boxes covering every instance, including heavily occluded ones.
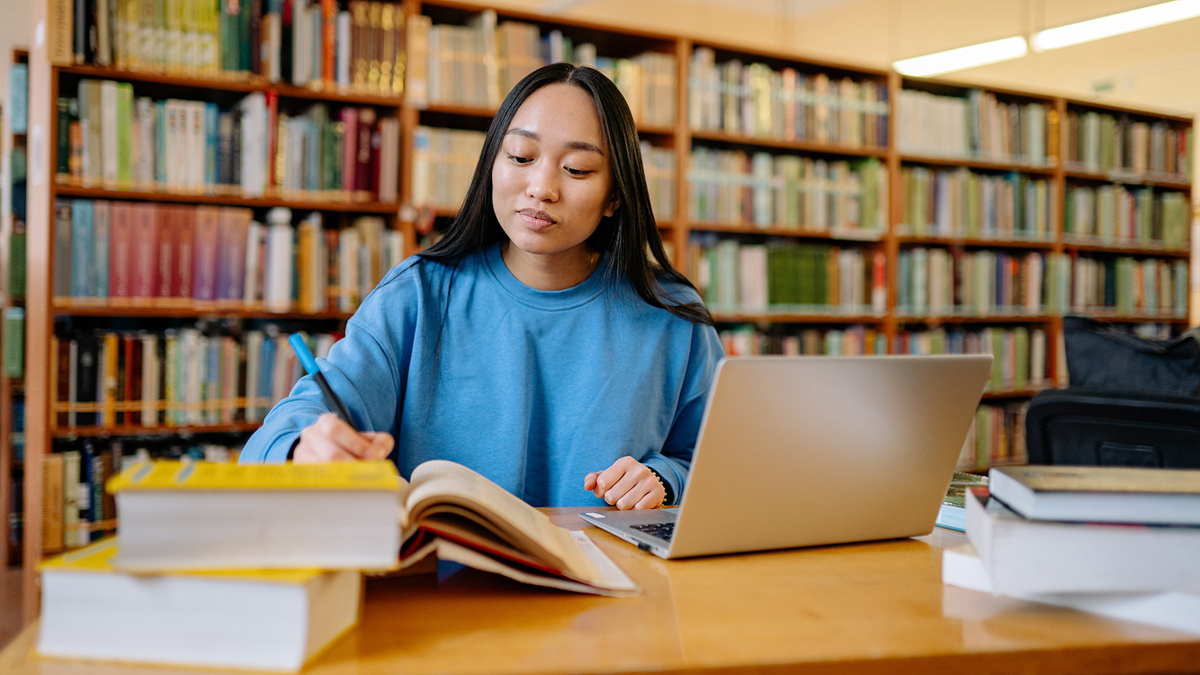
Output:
[484,243,608,310]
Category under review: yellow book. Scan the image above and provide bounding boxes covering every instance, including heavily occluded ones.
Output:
[109,459,638,597]
[38,538,360,672]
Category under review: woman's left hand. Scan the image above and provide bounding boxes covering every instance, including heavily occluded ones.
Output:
[583,456,665,510]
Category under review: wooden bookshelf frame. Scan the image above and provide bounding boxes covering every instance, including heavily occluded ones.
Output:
[16,0,1195,623]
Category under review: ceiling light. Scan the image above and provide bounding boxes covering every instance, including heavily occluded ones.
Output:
[1032,0,1200,51]
[893,36,1029,78]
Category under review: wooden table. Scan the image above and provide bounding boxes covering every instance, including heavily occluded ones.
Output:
[3,507,1199,675]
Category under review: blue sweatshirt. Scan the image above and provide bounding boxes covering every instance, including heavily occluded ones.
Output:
[239,243,724,507]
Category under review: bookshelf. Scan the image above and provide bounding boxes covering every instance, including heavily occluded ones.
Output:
[2,48,28,569]
[16,0,1195,619]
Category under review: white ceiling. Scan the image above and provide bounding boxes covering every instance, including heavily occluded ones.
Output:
[513,0,1200,116]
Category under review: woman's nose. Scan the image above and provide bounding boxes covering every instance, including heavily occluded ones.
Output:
[525,161,560,202]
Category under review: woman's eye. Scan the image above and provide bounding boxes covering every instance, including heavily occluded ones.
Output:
[565,167,592,176]
[508,154,532,164]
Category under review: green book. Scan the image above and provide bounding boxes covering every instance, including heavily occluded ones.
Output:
[8,229,25,300]
[1013,326,1029,390]
[2,307,23,378]
[116,82,133,184]
[56,97,72,177]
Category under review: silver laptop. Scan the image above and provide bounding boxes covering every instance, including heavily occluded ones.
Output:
[579,354,992,558]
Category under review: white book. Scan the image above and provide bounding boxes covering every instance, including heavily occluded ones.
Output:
[244,330,264,422]
[265,209,294,313]
[243,221,264,306]
[966,487,1200,596]
[1029,328,1045,386]
[943,543,1200,635]
[39,540,361,672]
[292,0,311,85]
[266,10,282,83]
[135,97,155,186]
[101,81,119,184]
[62,450,81,548]
[141,334,159,427]
[336,11,352,86]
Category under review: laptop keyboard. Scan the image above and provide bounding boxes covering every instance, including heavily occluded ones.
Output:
[630,522,675,542]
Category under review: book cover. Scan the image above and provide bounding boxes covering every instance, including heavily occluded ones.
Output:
[991,465,1200,526]
[192,205,219,307]
[130,203,160,306]
[107,201,132,306]
[42,453,65,554]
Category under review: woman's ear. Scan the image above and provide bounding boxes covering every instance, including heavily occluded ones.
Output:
[604,193,621,218]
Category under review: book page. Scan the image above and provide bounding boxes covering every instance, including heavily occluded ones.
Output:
[432,534,640,597]
[404,460,602,585]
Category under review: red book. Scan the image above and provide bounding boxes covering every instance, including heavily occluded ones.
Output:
[177,206,196,305]
[356,108,375,193]
[108,202,132,306]
[130,203,160,306]
[265,90,278,189]
[154,206,176,306]
[322,0,337,83]
[370,125,382,197]
[871,250,887,314]
[193,206,220,308]
[217,208,251,308]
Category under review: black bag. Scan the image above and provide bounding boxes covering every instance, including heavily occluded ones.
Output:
[1062,316,1200,397]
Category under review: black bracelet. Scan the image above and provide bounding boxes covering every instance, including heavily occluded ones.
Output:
[647,467,674,506]
[286,438,300,461]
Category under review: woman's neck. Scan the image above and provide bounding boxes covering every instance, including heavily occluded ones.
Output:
[500,242,599,291]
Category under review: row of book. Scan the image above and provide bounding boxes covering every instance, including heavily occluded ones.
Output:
[688,152,888,233]
[3,308,23,378]
[895,248,1059,316]
[405,12,677,128]
[56,0,408,95]
[690,237,887,313]
[409,126,486,212]
[642,143,677,221]
[1063,184,1189,251]
[954,402,1029,472]
[52,200,402,312]
[718,324,888,357]
[1064,110,1192,179]
[895,326,1048,392]
[899,167,1053,241]
[897,89,1051,165]
[41,441,243,553]
[57,82,400,201]
[688,48,889,147]
[51,326,334,431]
[1071,256,1188,317]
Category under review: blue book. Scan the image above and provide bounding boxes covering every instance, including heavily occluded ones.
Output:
[259,337,276,417]
[11,63,27,133]
[92,200,110,301]
[70,200,94,303]
[205,103,219,188]
[206,338,220,424]
[155,101,168,185]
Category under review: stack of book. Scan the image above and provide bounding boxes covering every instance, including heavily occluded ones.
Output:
[38,460,639,670]
[688,48,889,147]
[1064,110,1192,179]
[689,237,887,315]
[899,166,1053,240]
[1070,256,1188,318]
[943,465,1200,635]
[718,324,888,357]
[52,201,402,312]
[895,248,1047,317]
[898,89,1051,165]
[1064,184,1190,250]
[689,151,888,234]
[894,326,1048,393]
[56,85,400,202]
[50,325,337,432]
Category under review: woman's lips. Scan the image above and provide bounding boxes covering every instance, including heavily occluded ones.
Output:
[519,210,556,230]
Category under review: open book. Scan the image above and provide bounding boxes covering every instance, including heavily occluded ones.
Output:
[109,460,638,597]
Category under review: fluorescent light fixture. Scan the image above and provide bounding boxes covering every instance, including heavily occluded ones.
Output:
[1032,0,1200,51]
[893,36,1028,77]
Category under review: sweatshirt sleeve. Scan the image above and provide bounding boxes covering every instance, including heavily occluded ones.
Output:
[640,321,724,504]
[238,265,417,464]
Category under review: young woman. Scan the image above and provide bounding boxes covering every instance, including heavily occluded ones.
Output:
[239,63,724,510]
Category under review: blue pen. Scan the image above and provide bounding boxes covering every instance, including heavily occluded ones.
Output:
[288,333,357,431]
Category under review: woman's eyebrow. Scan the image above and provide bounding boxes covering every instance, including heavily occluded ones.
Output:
[505,128,604,155]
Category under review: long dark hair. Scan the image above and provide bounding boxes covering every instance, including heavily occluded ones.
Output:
[418,63,712,325]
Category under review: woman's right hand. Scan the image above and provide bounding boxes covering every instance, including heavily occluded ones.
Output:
[293,412,395,463]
